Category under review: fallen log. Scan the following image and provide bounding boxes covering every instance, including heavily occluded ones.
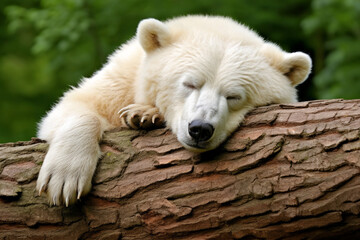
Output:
[1,99,360,240]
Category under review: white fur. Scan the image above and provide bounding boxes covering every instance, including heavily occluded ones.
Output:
[37,15,312,205]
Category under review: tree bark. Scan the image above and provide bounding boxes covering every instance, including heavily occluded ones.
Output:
[1,99,360,240]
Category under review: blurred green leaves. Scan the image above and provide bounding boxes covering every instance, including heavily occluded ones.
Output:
[303,0,360,99]
[6,0,90,54]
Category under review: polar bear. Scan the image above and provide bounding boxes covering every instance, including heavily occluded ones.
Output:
[36,15,311,206]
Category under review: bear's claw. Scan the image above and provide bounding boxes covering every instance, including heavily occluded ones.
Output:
[118,104,165,129]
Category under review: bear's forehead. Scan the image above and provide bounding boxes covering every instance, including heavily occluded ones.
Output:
[173,36,264,63]
[171,42,270,80]
[167,16,264,47]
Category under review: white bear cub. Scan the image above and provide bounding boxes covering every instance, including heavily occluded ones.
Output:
[37,15,311,206]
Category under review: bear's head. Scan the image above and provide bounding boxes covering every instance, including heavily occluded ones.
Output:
[136,16,312,152]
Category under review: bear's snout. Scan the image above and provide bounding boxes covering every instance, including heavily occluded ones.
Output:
[188,120,214,142]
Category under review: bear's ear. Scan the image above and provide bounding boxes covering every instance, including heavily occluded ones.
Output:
[137,18,171,52]
[260,43,312,86]
[280,52,312,86]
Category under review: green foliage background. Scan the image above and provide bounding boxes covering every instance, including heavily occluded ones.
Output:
[1,0,359,143]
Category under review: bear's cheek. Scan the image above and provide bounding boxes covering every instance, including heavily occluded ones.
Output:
[224,108,253,135]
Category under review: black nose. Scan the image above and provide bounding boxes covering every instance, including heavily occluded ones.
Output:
[188,120,214,142]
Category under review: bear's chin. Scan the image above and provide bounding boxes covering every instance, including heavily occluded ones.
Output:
[176,129,228,153]
[183,145,209,153]
[178,139,218,153]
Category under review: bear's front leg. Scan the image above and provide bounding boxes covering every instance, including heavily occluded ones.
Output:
[37,114,102,206]
[118,104,165,129]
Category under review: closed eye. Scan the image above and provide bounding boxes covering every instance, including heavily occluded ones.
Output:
[226,93,245,110]
[226,95,242,101]
[183,82,198,90]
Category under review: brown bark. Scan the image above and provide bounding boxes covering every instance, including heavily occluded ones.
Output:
[1,99,360,240]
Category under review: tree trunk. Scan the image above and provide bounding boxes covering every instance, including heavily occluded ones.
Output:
[1,99,360,240]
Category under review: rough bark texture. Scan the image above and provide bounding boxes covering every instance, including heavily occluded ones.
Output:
[1,99,360,240]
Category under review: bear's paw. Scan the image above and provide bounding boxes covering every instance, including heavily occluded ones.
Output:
[118,104,165,129]
[36,145,96,206]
